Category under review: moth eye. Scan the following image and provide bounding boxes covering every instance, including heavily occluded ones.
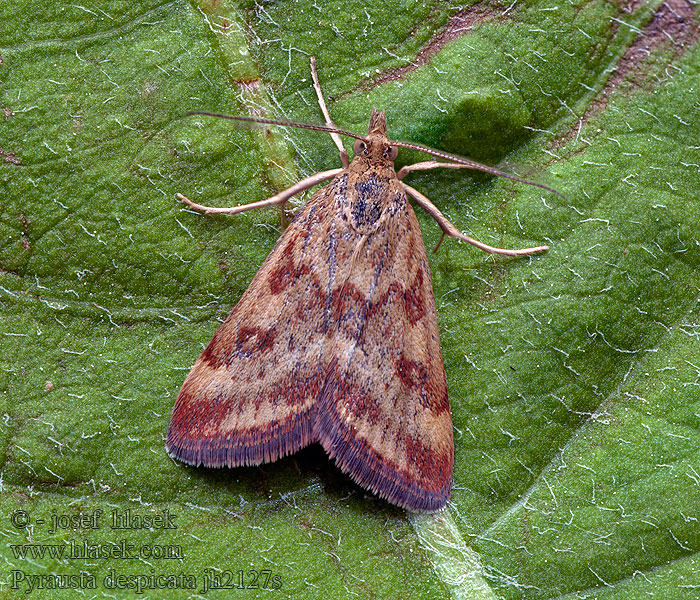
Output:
[353,139,367,155]
[387,146,398,160]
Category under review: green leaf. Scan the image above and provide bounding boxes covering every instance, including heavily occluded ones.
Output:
[2,0,699,598]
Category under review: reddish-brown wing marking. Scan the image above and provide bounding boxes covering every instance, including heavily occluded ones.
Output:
[167,111,452,511]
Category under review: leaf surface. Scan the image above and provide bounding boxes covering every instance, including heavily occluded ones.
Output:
[1,1,699,597]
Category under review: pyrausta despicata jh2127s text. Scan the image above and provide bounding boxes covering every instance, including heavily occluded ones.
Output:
[166,58,563,512]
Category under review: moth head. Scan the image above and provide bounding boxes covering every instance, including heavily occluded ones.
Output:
[353,136,398,164]
[352,109,398,164]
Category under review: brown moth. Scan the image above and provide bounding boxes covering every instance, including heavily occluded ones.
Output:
[166,58,562,511]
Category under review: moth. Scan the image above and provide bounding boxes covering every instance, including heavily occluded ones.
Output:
[166,58,562,511]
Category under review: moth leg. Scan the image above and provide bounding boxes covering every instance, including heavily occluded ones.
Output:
[401,183,549,256]
[310,56,349,168]
[397,160,478,180]
[177,168,343,216]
